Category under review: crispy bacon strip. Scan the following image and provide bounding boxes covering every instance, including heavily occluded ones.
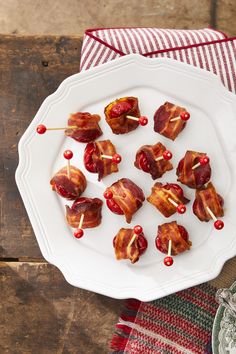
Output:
[66,197,103,228]
[65,112,102,142]
[193,182,224,222]
[50,166,87,200]
[84,140,119,181]
[134,142,173,179]
[154,102,187,140]
[114,228,140,263]
[147,183,189,217]
[108,178,145,223]
[104,97,140,134]
[157,221,192,255]
[177,150,211,189]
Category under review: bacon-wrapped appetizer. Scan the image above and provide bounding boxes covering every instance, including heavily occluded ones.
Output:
[65,112,102,143]
[66,197,103,231]
[147,183,189,217]
[134,142,173,179]
[155,221,192,256]
[113,225,148,264]
[50,166,87,200]
[84,139,121,181]
[193,182,224,229]
[177,150,211,189]
[104,96,148,134]
[154,102,190,141]
[104,178,145,223]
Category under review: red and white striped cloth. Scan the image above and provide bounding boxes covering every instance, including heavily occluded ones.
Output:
[80,28,236,93]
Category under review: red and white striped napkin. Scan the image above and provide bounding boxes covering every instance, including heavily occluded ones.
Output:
[80,27,236,93]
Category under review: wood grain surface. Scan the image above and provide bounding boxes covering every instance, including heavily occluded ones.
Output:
[0,35,123,354]
[0,262,123,354]
[0,35,83,259]
[1,28,235,353]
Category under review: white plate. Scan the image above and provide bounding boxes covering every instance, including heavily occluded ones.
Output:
[16,54,236,301]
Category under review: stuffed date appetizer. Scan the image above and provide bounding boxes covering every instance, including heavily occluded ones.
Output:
[177,150,211,189]
[193,182,224,229]
[104,178,145,223]
[155,221,192,256]
[113,225,148,264]
[50,166,87,200]
[147,183,189,217]
[84,139,121,181]
[65,112,102,143]
[134,142,173,179]
[66,197,103,229]
[154,102,190,141]
[104,96,148,134]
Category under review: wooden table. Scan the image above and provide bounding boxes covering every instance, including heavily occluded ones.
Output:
[0,35,123,354]
[1,32,236,354]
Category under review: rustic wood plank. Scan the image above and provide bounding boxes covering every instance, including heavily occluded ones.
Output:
[0,262,123,354]
[216,0,236,37]
[0,0,212,36]
[0,35,82,258]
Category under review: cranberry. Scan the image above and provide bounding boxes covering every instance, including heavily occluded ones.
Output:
[110,101,132,118]
[36,124,46,134]
[106,199,124,215]
[138,152,150,172]
[214,220,224,230]
[63,150,73,160]
[164,256,174,266]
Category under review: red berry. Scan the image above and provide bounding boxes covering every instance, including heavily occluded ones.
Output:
[74,228,84,238]
[163,183,183,196]
[137,235,148,255]
[112,153,122,164]
[103,190,113,199]
[178,225,189,241]
[138,152,150,172]
[63,150,73,160]
[199,155,210,165]
[106,199,124,215]
[133,225,143,235]
[180,111,190,121]
[84,143,97,173]
[139,116,148,126]
[155,237,165,253]
[164,256,174,266]
[36,124,46,134]
[163,150,172,160]
[110,101,132,118]
[177,204,186,214]
[214,220,224,230]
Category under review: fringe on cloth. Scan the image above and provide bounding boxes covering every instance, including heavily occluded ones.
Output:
[110,284,218,354]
